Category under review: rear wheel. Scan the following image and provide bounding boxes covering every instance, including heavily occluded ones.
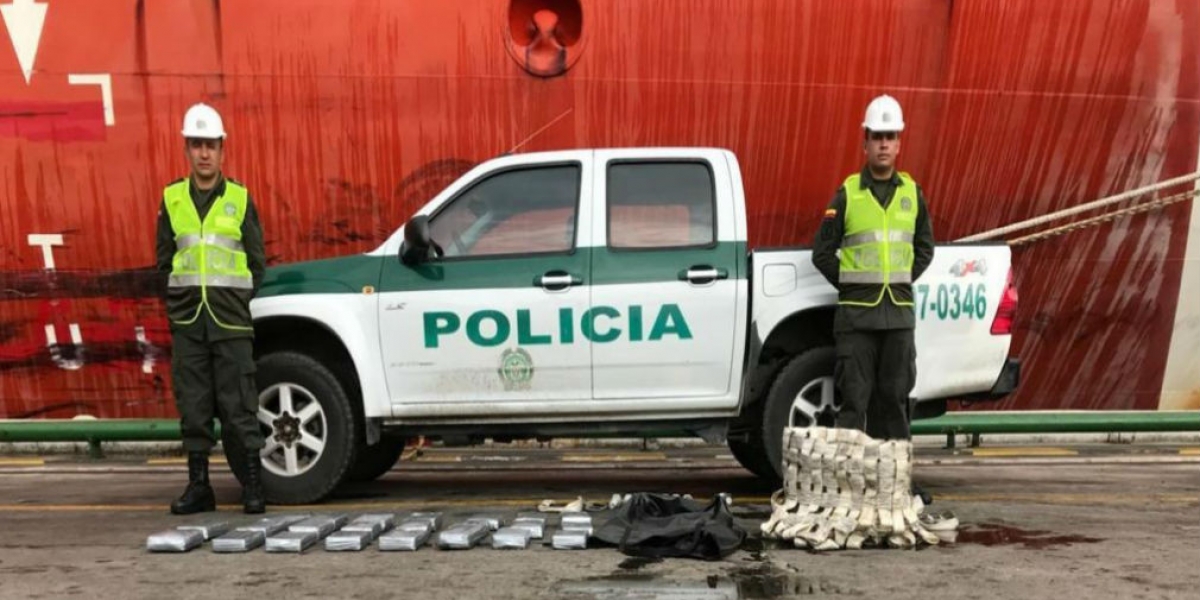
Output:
[223,351,358,505]
[761,347,841,481]
[727,400,776,479]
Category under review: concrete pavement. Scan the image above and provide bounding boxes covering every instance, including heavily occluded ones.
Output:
[0,444,1197,599]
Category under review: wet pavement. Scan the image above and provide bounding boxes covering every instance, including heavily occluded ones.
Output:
[0,444,1197,599]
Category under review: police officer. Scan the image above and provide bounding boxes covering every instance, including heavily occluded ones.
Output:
[812,95,935,444]
[156,103,267,514]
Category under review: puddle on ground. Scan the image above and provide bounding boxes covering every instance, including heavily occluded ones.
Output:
[727,564,849,598]
[563,562,851,599]
[955,523,1103,549]
[739,535,797,561]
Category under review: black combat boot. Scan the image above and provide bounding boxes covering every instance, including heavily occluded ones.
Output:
[170,452,216,515]
[242,456,266,514]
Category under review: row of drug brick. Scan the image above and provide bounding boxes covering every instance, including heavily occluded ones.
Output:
[147,511,596,553]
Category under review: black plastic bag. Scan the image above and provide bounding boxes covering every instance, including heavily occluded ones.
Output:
[592,493,747,560]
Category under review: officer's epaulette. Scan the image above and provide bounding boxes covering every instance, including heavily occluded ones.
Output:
[167,176,186,185]
[226,176,243,186]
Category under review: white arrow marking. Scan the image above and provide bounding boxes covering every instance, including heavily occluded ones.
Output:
[1,0,48,85]
[68,73,113,126]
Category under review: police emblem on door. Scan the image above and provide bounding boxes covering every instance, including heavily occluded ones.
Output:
[498,347,535,391]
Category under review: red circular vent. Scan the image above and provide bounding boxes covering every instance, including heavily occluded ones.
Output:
[506,0,585,78]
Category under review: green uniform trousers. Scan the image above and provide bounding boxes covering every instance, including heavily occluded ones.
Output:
[171,327,265,453]
[833,329,916,440]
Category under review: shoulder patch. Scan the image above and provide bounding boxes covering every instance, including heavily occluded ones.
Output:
[824,208,838,219]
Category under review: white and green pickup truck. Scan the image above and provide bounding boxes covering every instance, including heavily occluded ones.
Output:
[232,148,1020,504]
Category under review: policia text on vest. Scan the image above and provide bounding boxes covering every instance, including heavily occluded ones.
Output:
[811,166,935,440]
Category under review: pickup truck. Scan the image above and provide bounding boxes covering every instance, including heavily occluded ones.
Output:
[230,148,1020,504]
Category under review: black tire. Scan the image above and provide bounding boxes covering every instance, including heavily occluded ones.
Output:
[728,436,775,480]
[761,347,839,482]
[346,435,407,482]
[223,351,358,505]
[727,400,776,479]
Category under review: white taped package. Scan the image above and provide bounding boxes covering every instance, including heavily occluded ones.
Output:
[464,516,502,531]
[288,515,347,538]
[237,515,307,536]
[396,520,434,533]
[147,529,205,552]
[340,521,383,538]
[561,514,592,530]
[341,514,395,537]
[560,513,593,536]
[212,529,266,553]
[176,521,231,541]
[551,529,587,550]
[510,519,545,539]
[761,426,956,551]
[325,530,373,551]
[436,521,489,549]
[405,512,444,529]
[378,528,432,551]
[265,530,319,553]
[357,514,397,530]
[491,527,533,549]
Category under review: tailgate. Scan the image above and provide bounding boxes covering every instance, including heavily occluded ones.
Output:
[912,243,1014,400]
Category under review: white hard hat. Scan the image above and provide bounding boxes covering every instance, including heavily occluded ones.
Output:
[181,103,226,139]
[862,94,905,132]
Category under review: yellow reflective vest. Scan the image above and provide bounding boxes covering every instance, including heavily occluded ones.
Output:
[163,179,254,330]
[838,172,919,307]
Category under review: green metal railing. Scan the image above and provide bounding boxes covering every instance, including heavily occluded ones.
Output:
[1,411,1198,457]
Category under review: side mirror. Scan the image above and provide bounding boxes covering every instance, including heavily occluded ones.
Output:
[400,215,433,266]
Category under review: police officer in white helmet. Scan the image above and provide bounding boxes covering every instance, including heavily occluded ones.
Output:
[811,94,936,499]
[156,103,269,514]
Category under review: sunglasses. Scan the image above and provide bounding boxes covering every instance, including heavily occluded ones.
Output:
[869,131,899,141]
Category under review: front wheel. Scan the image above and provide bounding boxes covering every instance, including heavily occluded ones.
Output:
[223,351,358,505]
[346,435,407,483]
[761,347,841,482]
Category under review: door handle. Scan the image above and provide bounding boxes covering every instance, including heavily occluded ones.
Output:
[534,271,583,291]
[678,265,729,284]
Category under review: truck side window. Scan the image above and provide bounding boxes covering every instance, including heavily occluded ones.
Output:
[607,162,715,249]
[429,164,580,258]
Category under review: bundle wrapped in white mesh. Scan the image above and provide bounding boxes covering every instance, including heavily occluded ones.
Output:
[761,426,957,551]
